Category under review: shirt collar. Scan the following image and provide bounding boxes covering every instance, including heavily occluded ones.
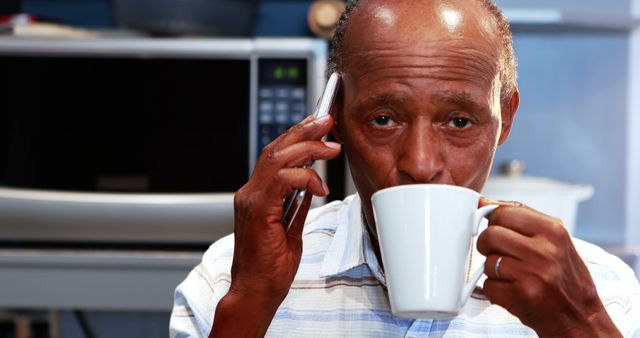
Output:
[320,194,386,284]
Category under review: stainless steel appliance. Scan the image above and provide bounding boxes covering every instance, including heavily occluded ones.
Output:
[0,36,328,247]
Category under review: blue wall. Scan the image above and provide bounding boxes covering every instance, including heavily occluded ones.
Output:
[22,0,114,27]
[496,29,630,245]
[254,0,313,36]
[21,0,315,36]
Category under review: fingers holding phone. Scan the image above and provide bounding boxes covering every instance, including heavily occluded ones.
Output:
[219,74,343,330]
[280,72,342,230]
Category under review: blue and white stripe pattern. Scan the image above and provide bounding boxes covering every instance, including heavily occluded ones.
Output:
[170,195,640,337]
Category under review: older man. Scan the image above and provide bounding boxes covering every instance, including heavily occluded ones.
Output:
[170,0,640,337]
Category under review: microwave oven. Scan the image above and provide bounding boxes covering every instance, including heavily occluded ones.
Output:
[0,37,330,247]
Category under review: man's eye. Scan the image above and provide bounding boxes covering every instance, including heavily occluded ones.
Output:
[449,117,472,129]
[372,115,396,127]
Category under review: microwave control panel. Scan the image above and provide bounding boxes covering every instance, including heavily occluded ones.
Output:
[257,59,309,153]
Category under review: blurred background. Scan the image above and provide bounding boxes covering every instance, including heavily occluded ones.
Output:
[0,0,638,337]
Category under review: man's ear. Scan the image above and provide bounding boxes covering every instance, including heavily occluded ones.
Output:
[497,89,519,146]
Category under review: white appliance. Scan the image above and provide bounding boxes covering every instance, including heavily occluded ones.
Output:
[0,36,328,247]
[482,161,594,235]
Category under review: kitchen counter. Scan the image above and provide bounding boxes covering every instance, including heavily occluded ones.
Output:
[0,249,201,311]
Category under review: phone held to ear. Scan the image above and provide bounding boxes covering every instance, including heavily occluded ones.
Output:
[280,72,342,231]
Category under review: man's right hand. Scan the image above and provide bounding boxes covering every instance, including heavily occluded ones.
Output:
[210,114,341,338]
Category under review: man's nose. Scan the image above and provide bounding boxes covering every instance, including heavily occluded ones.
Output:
[396,125,445,184]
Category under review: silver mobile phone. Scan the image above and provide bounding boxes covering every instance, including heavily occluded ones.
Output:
[281,72,341,231]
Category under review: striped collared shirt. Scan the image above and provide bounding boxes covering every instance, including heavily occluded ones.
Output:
[170,194,640,337]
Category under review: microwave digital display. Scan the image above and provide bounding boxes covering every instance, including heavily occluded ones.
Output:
[257,59,308,151]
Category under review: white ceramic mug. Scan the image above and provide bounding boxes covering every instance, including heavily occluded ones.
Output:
[371,184,498,319]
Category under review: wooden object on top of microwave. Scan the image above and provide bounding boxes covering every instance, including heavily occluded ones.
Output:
[12,22,98,39]
[308,0,346,39]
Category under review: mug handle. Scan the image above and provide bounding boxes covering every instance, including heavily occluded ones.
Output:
[459,204,500,306]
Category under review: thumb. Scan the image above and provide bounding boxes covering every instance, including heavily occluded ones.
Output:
[479,196,525,208]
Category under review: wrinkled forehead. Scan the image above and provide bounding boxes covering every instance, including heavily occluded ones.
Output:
[341,0,502,79]
[347,0,500,44]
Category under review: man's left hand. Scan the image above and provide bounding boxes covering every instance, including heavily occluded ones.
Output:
[477,197,622,338]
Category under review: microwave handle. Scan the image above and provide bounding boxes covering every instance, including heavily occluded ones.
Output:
[0,187,234,244]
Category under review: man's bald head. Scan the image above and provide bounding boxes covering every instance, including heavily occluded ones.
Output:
[328,0,517,101]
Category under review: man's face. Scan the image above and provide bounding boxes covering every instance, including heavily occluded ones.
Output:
[335,0,517,233]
